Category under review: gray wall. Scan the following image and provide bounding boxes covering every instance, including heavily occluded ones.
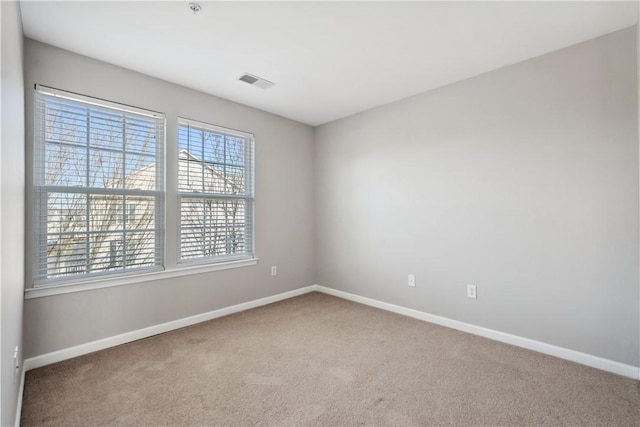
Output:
[1,1,25,425]
[23,39,315,358]
[315,27,639,366]
[19,23,640,371]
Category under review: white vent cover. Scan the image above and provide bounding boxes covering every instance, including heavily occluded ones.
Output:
[238,73,275,89]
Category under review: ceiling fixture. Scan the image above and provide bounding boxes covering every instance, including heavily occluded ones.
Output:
[238,73,275,90]
[188,2,201,15]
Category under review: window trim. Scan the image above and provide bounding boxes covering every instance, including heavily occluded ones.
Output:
[24,257,259,299]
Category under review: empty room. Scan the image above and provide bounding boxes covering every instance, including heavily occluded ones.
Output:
[1,0,640,425]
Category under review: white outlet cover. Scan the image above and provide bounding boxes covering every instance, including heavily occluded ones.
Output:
[408,274,416,287]
[467,284,477,299]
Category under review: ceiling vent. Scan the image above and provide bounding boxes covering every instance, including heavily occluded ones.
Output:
[238,73,275,90]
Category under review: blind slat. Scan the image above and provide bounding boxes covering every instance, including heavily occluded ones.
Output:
[176,119,254,263]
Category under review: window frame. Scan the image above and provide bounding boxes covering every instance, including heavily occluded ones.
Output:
[27,87,259,298]
[176,117,256,266]
[32,85,166,286]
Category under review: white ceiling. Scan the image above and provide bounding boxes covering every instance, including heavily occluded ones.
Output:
[19,1,639,126]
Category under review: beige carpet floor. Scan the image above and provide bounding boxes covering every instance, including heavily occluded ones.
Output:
[21,292,640,426]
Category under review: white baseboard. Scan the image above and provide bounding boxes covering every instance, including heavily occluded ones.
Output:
[14,364,25,427]
[313,285,640,380]
[22,283,639,381]
[23,285,316,372]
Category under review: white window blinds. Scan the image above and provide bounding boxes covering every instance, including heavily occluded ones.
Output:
[33,86,165,284]
[177,118,254,263]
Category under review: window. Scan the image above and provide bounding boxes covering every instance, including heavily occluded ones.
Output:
[177,118,254,263]
[33,86,165,284]
[109,240,136,268]
[116,203,137,225]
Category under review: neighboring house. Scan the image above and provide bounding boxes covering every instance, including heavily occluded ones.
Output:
[46,149,244,279]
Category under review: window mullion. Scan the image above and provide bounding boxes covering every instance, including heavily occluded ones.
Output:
[85,108,91,275]
[201,127,205,193]
[122,115,127,268]
[202,130,207,258]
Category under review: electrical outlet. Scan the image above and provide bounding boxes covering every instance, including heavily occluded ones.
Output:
[467,284,477,299]
[13,346,19,383]
[13,346,18,367]
[408,274,416,287]
[271,266,277,276]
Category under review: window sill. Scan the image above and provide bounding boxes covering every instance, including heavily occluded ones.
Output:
[24,258,260,299]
